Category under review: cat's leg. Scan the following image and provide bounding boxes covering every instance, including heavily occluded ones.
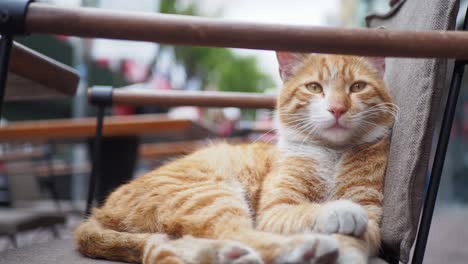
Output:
[256,164,369,263]
[257,199,369,264]
[256,167,344,235]
[143,235,264,264]
[257,200,369,263]
[256,141,388,263]
[328,139,388,263]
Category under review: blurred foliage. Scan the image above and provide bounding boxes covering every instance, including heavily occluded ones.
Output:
[158,0,274,93]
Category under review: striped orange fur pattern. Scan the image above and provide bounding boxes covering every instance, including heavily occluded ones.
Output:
[74,53,396,264]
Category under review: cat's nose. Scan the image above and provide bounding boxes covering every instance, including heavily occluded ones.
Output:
[328,107,347,119]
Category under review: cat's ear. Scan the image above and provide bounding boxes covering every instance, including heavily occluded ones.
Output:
[367,57,385,77]
[276,52,305,81]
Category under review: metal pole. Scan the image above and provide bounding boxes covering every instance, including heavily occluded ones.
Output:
[85,106,105,216]
[412,6,468,264]
[0,34,13,118]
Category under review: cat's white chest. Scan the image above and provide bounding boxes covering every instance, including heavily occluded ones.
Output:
[312,149,342,200]
[278,140,342,200]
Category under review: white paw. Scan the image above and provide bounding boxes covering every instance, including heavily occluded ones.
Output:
[337,247,367,264]
[218,241,263,264]
[314,200,368,237]
[278,234,339,264]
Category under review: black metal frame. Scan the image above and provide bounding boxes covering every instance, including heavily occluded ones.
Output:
[85,87,113,216]
[0,0,34,118]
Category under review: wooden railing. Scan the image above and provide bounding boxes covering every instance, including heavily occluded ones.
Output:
[25,2,468,59]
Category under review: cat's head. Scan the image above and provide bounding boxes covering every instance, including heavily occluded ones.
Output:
[275,52,396,148]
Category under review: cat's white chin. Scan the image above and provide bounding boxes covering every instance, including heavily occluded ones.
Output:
[320,127,353,145]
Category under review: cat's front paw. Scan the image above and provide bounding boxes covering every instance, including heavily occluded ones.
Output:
[314,200,368,237]
[337,246,367,264]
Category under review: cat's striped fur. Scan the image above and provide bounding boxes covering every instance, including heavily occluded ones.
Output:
[75,53,396,264]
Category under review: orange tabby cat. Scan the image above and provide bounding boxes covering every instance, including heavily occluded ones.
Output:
[75,53,396,264]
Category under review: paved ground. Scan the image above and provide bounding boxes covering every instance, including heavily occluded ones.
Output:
[423,205,468,264]
[1,205,468,263]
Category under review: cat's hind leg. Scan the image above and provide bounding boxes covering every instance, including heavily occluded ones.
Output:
[144,235,263,264]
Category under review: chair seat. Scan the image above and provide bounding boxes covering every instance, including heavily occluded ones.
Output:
[0,209,66,235]
[0,238,388,264]
[0,239,122,264]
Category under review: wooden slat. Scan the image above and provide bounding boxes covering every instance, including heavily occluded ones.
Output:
[0,114,192,141]
[5,41,79,101]
[26,3,468,59]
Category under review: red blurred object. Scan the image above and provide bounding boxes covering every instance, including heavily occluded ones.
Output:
[149,73,172,91]
[121,59,149,83]
[113,105,136,116]
[53,35,70,42]
[95,58,110,68]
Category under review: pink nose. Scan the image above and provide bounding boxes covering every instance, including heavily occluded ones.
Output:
[328,107,347,119]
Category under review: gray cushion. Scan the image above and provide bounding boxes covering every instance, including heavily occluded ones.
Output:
[366,0,459,262]
[0,239,123,264]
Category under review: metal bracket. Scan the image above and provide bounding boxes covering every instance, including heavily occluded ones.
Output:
[89,86,113,107]
[85,86,113,216]
[0,0,34,35]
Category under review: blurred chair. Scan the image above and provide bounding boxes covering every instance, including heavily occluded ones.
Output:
[0,145,66,248]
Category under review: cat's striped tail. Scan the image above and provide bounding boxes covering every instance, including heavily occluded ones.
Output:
[74,217,157,263]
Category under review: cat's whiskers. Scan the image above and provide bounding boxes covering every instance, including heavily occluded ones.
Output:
[358,120,384,129]
[251,127,277,144]
[254,116,314,144]
[351,106,398,119]
[350,104,399,122]
[363,103,399,118]
[252,111,307,143]
[356,120,391,138]
[300,121,320,146]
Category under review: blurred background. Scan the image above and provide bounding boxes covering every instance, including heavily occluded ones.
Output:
[0,0,467,263]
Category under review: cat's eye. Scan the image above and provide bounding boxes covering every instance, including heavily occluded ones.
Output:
[305,82,323,94]
[350,82,367,93]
